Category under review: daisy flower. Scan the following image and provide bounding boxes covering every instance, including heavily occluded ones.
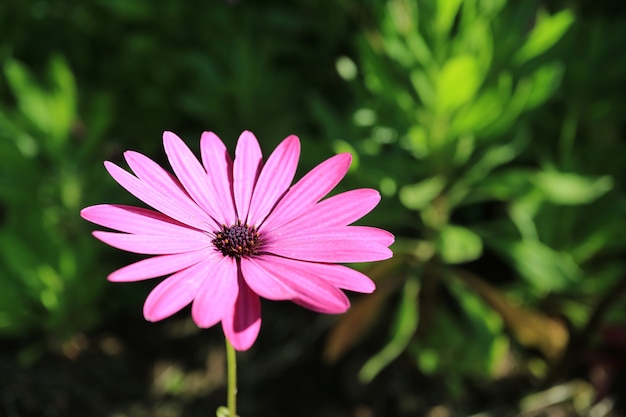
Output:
[81,131,394,350]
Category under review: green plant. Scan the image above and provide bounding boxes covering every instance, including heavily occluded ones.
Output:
[321,0,606,391]
[0,55,113,356]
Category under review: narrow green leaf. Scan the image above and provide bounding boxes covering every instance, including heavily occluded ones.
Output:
[492,239,581,293]
[434,0,463,37]
[513,9,575,65]
[399,176,446,210]
[533,171,613,205]
[359,277,419,383]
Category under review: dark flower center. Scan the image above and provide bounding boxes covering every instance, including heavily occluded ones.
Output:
[212,221,261,258]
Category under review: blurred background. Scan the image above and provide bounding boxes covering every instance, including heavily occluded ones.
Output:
[1,0,625,416]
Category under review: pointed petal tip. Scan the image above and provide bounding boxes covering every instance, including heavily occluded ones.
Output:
[338,152,352,164]
[238,130,257,139]
[79,206,93,220]
[283,134,301,147]
[162,130,183,146]
[200,131,221,142]
[143,304,164,322]
[223,320,261,351]
[143,305,171,323]
[356,278,376,294]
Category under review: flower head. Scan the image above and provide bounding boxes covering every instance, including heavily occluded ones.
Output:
[81,131,393,350]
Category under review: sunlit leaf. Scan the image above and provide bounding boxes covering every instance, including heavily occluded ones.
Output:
[434,0,463,37]
[437,224,483,264]
[399,176,446,210]
[533,171,613,205]
[410,69,436,108]
[513,9,575,65]
[524,63,564,110]
[466,168,534,204]
[491,239,581,293]
[436,55,483,112]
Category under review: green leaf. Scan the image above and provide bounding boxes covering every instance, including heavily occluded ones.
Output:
[47,55,77,145]
[533,171,613,205]
[513,9,575,65]
[411,277,508,379]
[434,0,463,37]
[436,55,483,112]
[359,277,419,383]
[450,132,529,206]
[492,239,581,293]
[467,168,534,203]
[437,224,483,264]
[4,60,50,135]
[410,69,436,108]
[524,63,564,110]
[399,176,446,210]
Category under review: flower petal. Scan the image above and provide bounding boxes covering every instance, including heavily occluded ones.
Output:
[289,262,376,293]
[162,131,227,224]
[268,189,381,234]
[263,226,394,262]
[143,258,218,322]
[108,249,216,282]
[93,231,212,255]
[246,255,350,314]
[222,275,262,351]
[233,131,263,222]
[262,153,352,231]
[81,204,204,237]
[191,256,238,328]
[247,135,300,226]
[239,258,294,300]
[104,161,215,231]
[200,132,237,224]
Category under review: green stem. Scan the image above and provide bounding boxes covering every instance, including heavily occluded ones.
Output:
[226,338,238,417]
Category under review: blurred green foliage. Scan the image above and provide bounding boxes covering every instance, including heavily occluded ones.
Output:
[0,0,625,400]
[0,55,111,349]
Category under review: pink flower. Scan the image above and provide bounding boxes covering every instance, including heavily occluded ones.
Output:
[81,131,394,350]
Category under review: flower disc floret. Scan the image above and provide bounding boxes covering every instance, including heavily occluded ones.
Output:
[213,221,261,258]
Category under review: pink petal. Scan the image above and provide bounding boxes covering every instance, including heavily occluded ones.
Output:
[263,226,394,262]
[239,258,295,300]
[92,231,212,255]
[233,131,263,222]
[247,135,300,226]
[191,256,239,328]
[124,151,221,227]
[81,204,204,237]
[267,189,381,234]
[247,255,350,314]
[241,256,374,297]
[104,161,215,231]
[200,132,237,224]
[143,258,218,322]
[291,262,376,293]
[108,249,217,282]
[262,153,352,231]
[222,274,261,351]
[162,131,227,225]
